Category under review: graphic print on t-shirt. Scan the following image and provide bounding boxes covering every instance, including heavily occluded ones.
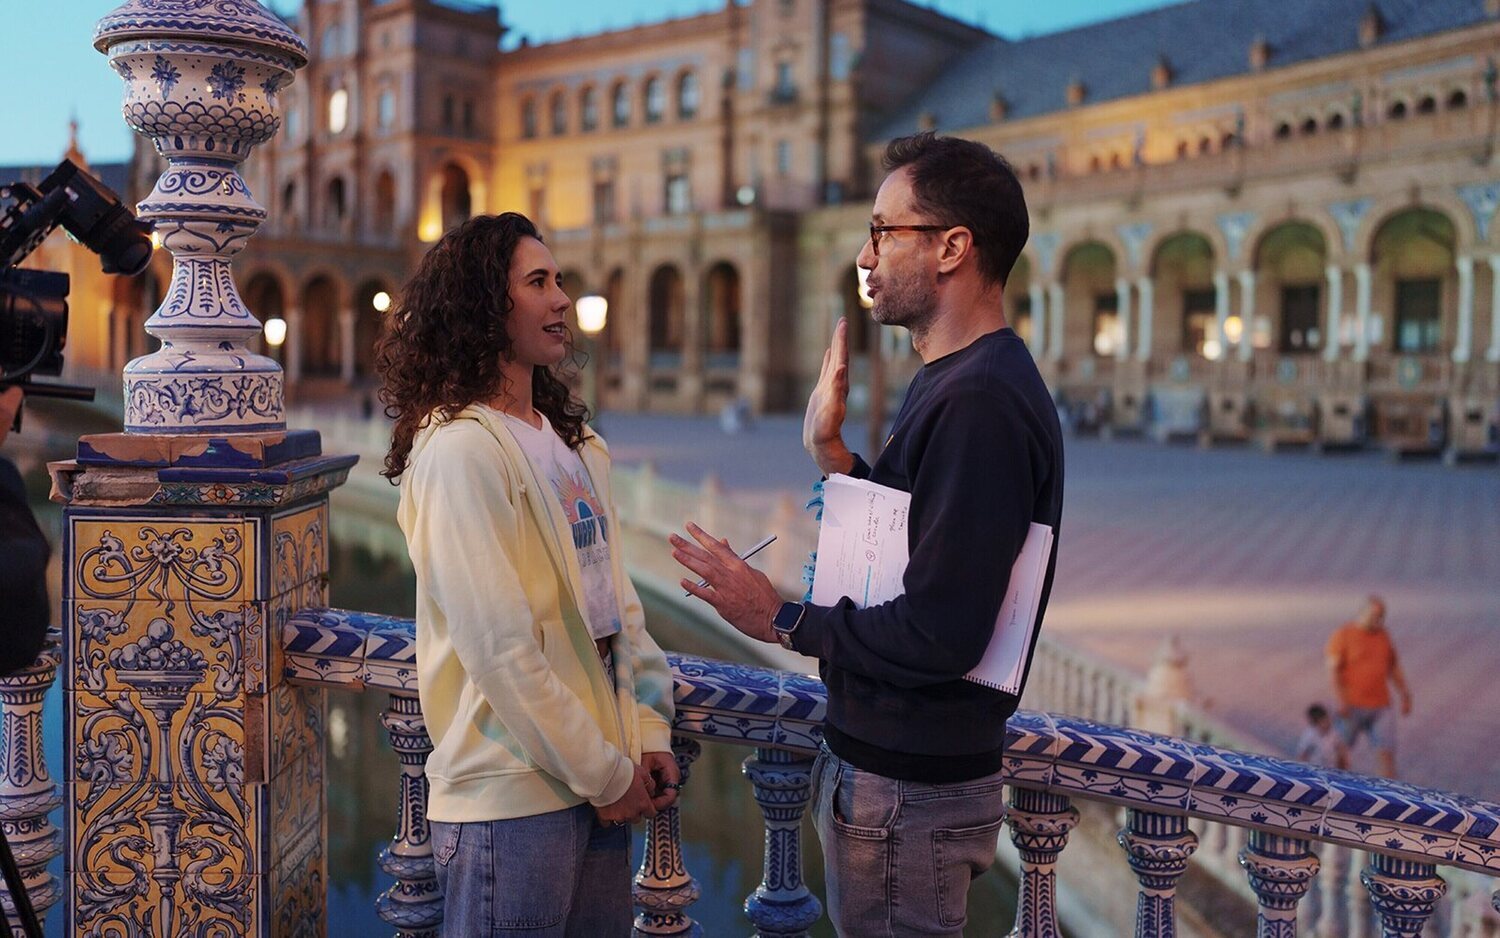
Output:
[500,410,624,644]
[549,467,622,642]
[554,470,609,550]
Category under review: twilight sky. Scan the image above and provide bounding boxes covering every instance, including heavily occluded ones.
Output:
[0,0,1176,167]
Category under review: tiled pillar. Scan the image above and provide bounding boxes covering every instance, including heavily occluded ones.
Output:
[1114,278,1133,362]
[1237,269,1257,363]
[1323,266,1344,363]
[1135,277,1154,362]
[64,5,335,934]
[1028,283,1047,358]
[59,449,353,936]
[1353,263,1373,362]
[1047,282,1065,362]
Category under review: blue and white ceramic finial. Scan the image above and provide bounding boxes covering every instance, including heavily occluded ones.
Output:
[95,0,308,434]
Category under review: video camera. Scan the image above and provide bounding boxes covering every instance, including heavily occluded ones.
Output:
[0,158,154,429]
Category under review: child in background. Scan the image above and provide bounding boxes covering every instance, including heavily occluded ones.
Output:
[1295,703,1345,768]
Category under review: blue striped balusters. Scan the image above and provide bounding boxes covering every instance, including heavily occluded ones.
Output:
[375,692,443,937]
[1238,830,1320,938]
[1006,787,1078,938]
[1118,809,1199,938]
[1360,853,1446,938]
[633,737,703,936]
[0,636,61,931]
[742,747,822,937]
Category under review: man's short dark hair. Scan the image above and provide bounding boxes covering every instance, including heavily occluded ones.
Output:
[882,132,1028,288]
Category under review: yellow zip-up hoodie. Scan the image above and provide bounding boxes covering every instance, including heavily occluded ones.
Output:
[396,403,675,822]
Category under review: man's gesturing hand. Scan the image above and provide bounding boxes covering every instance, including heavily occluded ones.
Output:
[670,523,782,644]
[803,318,855,476]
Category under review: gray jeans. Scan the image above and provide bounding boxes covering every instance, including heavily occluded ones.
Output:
[811,744,1008,936]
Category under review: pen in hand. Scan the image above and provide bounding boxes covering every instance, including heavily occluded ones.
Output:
[684,534,777,596]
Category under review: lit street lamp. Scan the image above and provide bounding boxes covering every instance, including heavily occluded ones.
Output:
[263,316,287,364]
[576,293,608,422]
[372,290,392,313]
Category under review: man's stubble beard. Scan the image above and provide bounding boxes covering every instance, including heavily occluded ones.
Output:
[870,270,938,341]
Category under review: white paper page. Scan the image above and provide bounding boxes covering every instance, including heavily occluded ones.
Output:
[964,522,1054,695]
[811,475,911,609]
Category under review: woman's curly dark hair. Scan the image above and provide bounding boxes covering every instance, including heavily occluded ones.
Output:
[375,212,590,482]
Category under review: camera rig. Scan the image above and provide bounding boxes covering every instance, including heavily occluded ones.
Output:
[0,158,154,426]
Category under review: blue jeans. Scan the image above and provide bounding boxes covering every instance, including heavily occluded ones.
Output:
[431,803,632,936]
[811,744,1008,936]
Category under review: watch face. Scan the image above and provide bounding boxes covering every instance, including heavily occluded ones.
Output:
[773,602,804,634]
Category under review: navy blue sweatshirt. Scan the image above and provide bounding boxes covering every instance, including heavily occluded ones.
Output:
[792,327,1064,783]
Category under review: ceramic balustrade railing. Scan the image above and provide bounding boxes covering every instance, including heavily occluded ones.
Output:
[277,606,1500,938]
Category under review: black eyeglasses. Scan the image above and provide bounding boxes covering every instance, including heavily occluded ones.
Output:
[868,223,954,258]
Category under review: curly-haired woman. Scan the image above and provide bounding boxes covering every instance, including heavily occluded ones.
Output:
[377,212,678,936]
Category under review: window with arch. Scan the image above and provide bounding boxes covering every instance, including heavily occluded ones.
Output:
[644,76,665,124]
[1416,94,1437,115]
[325,177,347,228]
[377,89,395,131]
[1299,116,1318,135]
[1274,121,1292,139]
[580,86,598,132]
[321,23,341,59]
[611,82,630,128]
[462,100,475,135]
[442,94,456,131]
[281,181,297,218]
[521,97,538,138]
[1326,111,1345,131]
[677,71,700,120]
[328,88,349,135]
[1197,136,1213,154]
[1447,88,1468,109]
[1387,99,1408,120]
[1175,139,1189,159]
[550,90,567,136]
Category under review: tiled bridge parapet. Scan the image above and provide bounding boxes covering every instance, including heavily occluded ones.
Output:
[281,606,1500,938]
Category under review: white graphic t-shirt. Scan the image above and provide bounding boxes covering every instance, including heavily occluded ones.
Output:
[502,411,623,646]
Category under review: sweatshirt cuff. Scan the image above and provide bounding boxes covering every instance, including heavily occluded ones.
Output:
[791,600,838,660]
[587,753,637,809]
[848,454,872,479]
[639,713,673,754]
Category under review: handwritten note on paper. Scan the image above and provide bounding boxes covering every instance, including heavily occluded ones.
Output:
[811,475,911,609]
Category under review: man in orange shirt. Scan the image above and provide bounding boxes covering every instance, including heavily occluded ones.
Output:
[1326,596,1412,777]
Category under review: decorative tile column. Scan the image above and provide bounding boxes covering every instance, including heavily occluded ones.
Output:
[742,747,822,937]
[0,635,63,929]
[1360,854,1447,938]
[1238,830,1319,938]
[633,737,703,936]
[50,4,353,936]
[1006,787,1078,938]
[1118,809,1198,938]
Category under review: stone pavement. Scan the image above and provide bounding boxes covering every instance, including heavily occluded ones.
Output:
[599,412,1500,800]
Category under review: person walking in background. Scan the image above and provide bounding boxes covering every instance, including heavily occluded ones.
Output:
[377,212,678,936]
[1294,703,1345,768]
[1326,596,1411,777]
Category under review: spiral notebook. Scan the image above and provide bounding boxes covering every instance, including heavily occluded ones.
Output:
[812,474,1053,695]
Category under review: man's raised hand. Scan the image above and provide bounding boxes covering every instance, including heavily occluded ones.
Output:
[803,318,855,476]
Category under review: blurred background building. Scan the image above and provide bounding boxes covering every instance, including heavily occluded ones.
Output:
[26,0,1500,454]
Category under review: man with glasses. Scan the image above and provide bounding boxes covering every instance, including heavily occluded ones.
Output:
[671,132,1064,934]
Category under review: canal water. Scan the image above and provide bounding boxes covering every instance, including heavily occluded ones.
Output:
[18,447,1015,936]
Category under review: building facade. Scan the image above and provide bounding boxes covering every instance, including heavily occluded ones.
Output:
[60,0,1500,452]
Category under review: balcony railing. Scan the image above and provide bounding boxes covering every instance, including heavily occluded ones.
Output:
[266,606,1500,937]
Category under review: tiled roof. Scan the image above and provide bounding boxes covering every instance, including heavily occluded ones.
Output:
[875,0,1493,142]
